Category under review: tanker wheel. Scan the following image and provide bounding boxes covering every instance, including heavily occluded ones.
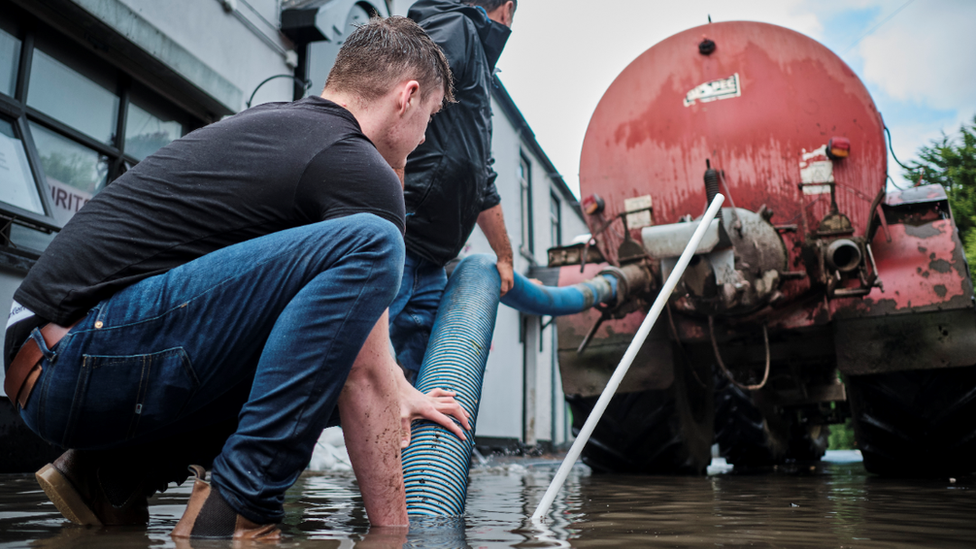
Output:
[846,364,976,477]
[565,351,714,475]
[713,375,829,470]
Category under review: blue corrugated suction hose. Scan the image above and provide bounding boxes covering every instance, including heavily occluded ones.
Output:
[402,255,623,517]
[403,255,501,516]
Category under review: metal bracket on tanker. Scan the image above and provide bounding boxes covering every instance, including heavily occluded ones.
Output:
[575,263,654,356]
[796,141,886,300]
[799,178,883,299]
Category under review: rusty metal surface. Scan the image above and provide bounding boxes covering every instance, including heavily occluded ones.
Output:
[547,243,606,268]
[557,315,675,398]
[834,309,976,375]
[666,207,789,316]
[834,218,974,318]
[555,264,674,397]
[579,21,886,302]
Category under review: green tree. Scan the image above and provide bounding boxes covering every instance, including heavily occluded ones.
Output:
[828,418,856,450]
[903,116,976,259]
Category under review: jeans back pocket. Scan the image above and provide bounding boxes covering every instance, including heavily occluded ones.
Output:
[65,348,198,447]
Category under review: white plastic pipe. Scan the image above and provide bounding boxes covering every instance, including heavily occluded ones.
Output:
[531,194,725,521]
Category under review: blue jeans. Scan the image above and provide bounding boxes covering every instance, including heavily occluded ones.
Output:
[19,214,404,523]
[388,251,447,381]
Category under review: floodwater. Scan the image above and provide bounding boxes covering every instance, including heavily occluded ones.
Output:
[0,451,974,548]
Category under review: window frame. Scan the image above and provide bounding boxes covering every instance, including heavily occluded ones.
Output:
[550,190,561,248]
[0,29,59,237]
[519,151,534,258]
[0,5,199,265]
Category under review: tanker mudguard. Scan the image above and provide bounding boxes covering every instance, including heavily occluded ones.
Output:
[833,184,976,376]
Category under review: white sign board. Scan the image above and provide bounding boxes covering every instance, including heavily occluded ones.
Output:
[799,145,833,195]
[624,195,654,229]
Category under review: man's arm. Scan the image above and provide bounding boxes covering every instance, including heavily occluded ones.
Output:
[339,311,471,525]
[339,311,408,526]
[477,204,515,296]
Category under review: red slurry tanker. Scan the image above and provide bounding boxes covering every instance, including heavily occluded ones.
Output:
[548,21,976,476]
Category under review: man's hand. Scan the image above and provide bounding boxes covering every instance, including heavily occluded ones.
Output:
[397,372,471,448]
[496,257,514,296]
[476,205,515,297]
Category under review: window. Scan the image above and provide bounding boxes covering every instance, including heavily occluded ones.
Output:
[0,20,20,97]
[28,40,120,145]
[0,7,198,260]
[29,121,108,226]
[125,83,185,161]
[0,119,42,215]
[519,153,533,256]
[550,191,561,248]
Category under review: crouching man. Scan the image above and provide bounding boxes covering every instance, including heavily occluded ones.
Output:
[3,16,468,539]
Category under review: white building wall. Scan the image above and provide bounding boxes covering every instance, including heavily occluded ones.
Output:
[460,98,523,440]
[73,0,298,111]
[459,95,586,447]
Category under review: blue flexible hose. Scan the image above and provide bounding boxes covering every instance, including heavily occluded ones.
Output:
[501,270,618,316]
[402,255,621,516]
[403,255,501,516]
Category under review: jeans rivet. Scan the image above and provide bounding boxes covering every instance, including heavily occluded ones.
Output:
[94,321,104,329]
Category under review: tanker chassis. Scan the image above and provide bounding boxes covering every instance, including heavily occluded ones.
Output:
[549,21,976,477]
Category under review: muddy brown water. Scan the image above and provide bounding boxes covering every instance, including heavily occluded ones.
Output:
[0,453,973,548]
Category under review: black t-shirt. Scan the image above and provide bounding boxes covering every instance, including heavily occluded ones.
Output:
[13,96,404,330]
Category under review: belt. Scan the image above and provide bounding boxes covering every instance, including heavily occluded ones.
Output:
[5,320,80,409]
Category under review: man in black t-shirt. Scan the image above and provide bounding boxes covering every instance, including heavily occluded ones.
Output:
[4,17,467,538]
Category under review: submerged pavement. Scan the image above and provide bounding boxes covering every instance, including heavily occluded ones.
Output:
[0,451,973,548]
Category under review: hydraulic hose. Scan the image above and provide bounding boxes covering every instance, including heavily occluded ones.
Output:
[402,254,630,516]
[500,270,618,316]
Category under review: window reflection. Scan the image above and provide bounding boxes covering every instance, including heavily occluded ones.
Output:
[125,97,183,161]
[29,122,108,226]
[27,45,119,144]
[9,224,56,253]
[0,25,20,97]
[0,119,43,215]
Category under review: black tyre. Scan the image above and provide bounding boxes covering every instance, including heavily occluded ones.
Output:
[713,378,779,467]
[713,375,828,469]
[566,352,714,475]
[847,364,976,476]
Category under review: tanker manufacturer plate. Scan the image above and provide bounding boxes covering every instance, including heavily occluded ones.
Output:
[683,73,741,106]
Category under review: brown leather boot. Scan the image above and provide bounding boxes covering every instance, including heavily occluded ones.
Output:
[35,449,150,526]
[171,465,280,540]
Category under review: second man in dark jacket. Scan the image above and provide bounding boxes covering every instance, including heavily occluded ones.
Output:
[391,0,517,382]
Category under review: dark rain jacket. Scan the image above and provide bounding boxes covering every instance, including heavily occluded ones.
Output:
[404,0,511,266]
